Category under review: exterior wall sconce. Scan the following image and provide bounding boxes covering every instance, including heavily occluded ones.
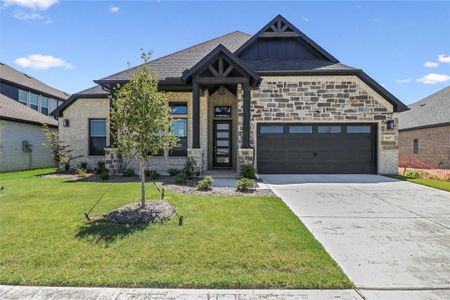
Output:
[63,119,70,127]
[386,120,394,130]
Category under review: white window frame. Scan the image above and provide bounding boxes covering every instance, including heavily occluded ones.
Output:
[18,89,29,105]
[41,96,49,115]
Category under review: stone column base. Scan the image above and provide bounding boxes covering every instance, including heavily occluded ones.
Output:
[188,148,205,174]
[105,148,123,175]
[238,148,254,174]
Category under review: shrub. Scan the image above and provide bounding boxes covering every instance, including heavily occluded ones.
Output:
[100,170,110,180]
[174,173,186,184]
[240,164,256,179]
[145,169,160,180]
[168,168,181,177]
[122,168,136,177]
[404,169,420,179]
[183,158,194,179]
[79,162,88,170]
[195,176,214,191]
[75,167,88,177]
[97,161,107,174]
[236,178,256,192]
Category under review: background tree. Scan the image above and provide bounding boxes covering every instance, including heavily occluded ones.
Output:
[110,52,177,208]
[42,124,72,167]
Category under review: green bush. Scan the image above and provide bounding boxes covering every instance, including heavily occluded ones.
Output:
[240,164,256,179]
[97,161,107,174]
[145,169,160,180]
[183,158,194,179]
[168,168,181,177]
[195,176,214,191]
[404,169,420,179]
[79,162,88,170]
[100,170,110,180]
[236,178,256,192]
[174,173,186,184]
[122,168,135,177]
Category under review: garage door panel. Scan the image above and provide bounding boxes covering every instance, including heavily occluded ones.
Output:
[257,123,376,174]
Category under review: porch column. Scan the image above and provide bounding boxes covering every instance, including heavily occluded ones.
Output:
[242,80,251,148]
[192,79,200,148]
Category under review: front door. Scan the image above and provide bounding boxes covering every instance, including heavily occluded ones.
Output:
[213,120,232,168]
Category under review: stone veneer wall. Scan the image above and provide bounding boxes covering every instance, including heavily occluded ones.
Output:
[237,76,399,174]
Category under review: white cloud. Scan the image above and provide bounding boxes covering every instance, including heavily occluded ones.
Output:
[417,73,450,85]
[424,61,439,68]
[14,54,74,70]
[395,78,411,84]
[2,0,58,10]
[109,5,119,13]
[438,54,450,63]
[13,9,51,22]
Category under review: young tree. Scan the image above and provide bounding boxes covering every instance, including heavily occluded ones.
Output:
[110,52,178,208]
[42,124,72,166]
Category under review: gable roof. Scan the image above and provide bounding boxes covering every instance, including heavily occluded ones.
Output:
[399,86,450,131]
[181,44,261,86]
[97,31,252,83]
[234,14,339,63]
[0,62,70,100]
[51,85,108,117]
[0,94,58,127]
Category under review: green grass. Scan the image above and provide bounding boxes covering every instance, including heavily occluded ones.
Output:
[0,168,351,289]
[387,174,450,192]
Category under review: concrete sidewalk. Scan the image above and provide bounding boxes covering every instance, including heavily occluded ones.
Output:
[2,285,450,300]
[0,286,362,300]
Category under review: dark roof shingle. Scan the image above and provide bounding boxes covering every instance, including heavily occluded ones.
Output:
[0,63,70,100]
[399,86,450,130]
[0,94,58,127]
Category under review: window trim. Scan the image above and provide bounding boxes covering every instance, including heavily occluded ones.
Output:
[413,138,419,155]
[169,117,188,157]
[30,93,39,111]
[18,89,28,105]
[40,97,49,115]
[89,118,107,156]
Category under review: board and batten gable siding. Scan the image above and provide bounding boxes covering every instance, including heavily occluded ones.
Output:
[0,120,56,172]
[238,75,399,174]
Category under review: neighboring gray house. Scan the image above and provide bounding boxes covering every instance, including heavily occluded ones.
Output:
[0,94,58,172]
[0,62,70,115]
[53,15,407,175]
[399,86,450,169]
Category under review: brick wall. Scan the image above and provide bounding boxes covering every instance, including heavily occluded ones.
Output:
[0,120,56,172]
[237,75,399,174]
[399,125,450,169]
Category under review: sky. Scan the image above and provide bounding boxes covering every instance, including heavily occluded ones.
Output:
[1,0,449,105]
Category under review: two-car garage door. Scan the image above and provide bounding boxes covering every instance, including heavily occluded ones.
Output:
[257,123,377,174]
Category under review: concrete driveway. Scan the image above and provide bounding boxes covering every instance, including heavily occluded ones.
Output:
[260,174,450,290]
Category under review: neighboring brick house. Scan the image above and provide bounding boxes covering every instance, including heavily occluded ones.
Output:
[0,62,69,115]
[52,15,407,175]
[0,94,58,172]
[399,86,450,170]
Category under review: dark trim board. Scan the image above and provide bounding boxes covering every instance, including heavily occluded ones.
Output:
[399,122,450,132]
[256,122,378,174]
[1,116,58,128]
[0,79,68,102]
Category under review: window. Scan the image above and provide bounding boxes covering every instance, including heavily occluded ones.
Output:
[170,118,187,156]
[289,126,313,134]
[347,126,371,134]
[89,119,107,155]
[30,93,39,111]
[18,89,28,104]
[413,139,419,155]
[169,102,187,114]
[214,106,231,117]
[41,97,49,115]
[318,126,341,134]
[260,125,284,134]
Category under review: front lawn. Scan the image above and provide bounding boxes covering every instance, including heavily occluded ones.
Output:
[0,169,351,288]
[388,174,450,192]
